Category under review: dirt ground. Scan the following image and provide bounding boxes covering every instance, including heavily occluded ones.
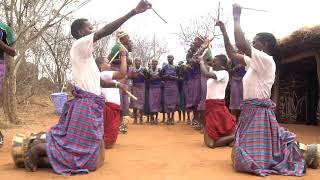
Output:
[0,104,320,179]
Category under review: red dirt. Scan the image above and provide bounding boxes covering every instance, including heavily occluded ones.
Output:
[0,114,320,180]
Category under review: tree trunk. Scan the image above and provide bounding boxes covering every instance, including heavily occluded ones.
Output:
[2,54,20,124]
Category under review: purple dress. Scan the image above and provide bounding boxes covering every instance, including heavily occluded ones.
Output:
[148,69,162,113]
[229,63,246,110]
[162,64,178,113]
[191,63,202,106]
[130,67,145,110]
[0,61,5,91]
[197,73,208,111]
[184,67,194,109]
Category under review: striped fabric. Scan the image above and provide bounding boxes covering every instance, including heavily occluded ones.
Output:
[233,99,305,176]
[149,85,161,113]
[163,81,178,113]
[46,87,105,175]
[130,83,145,110]
[0,62,5,91]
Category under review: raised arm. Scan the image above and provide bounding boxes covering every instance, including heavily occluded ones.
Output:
[199,56,217,79]
[93,0,152,42]
[233,4,252,57]
[216,21,246,66]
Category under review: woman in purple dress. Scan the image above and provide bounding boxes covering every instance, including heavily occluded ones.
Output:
[162,55,178,125]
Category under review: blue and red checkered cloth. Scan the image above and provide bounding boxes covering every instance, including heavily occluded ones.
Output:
[46,87,105,175]
[233,99,305,176]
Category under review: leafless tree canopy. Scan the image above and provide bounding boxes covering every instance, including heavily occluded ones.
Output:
[131,34,168,67]
[176,9,229,52]
[0,0,91,124]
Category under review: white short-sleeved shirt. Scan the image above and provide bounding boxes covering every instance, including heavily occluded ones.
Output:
[100,71,120,105]
[206,69,229,100]
[242,47,276,100]
[71,34,101,95]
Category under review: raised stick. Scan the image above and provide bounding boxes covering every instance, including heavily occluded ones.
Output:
[125,90,138,101]
[242,7,269,12]
[151,8,167,23]
[217,1,220,21]
[108,42,128,64]
[108,50,119,64]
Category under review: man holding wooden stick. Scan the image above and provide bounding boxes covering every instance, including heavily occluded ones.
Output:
[22,0,152,175]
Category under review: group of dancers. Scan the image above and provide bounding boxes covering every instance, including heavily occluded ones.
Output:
[1,0,319,177]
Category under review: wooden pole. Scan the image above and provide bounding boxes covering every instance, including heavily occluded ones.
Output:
[125,90,138,101]
[217,1,220,21]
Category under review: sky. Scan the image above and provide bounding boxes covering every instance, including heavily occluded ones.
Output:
[75,0,320,65]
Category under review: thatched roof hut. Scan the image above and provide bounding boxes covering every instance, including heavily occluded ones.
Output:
[273,25,320,125]
[275,25,320,63]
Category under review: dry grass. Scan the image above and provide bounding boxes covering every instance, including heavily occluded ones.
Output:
[0,95,55,128]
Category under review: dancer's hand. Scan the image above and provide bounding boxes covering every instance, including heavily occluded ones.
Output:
[118,83,128,92]
[216,21,226,33]
[233,4,242,19]
[120,44,128,55]
[201,38,210,49]
[135,0,152,14]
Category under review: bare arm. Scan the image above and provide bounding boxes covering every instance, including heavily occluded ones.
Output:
[216,21,246,66]
[93,0,151,42]
[100,81,128,92]
[94,10,136,42]
[0,41,16,56]
[233,4,252,57]
[100,81,117,88]
[199,60,217,79]
[111,49,128,80]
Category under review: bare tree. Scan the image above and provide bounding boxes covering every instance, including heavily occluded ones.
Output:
[131,34,168,66]
[39,21,73,92]
[92,20,118,58]
[0,0,90,124]
[176,10,228,52]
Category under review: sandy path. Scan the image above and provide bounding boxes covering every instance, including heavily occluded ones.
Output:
[0,115,319,180]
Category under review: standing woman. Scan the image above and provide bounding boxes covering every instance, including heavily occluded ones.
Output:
[129,58,146,124]
[148,59,162,124]
[144,61,152,123]
[177,61,186,122]
[162,55,179,125]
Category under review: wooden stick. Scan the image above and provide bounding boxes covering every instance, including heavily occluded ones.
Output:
[108,50,119,64]
[125,90,138,101]
[217,1,220,21]
[242,7,269,12]
[109,41,129,64]
[151,8,167,23]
